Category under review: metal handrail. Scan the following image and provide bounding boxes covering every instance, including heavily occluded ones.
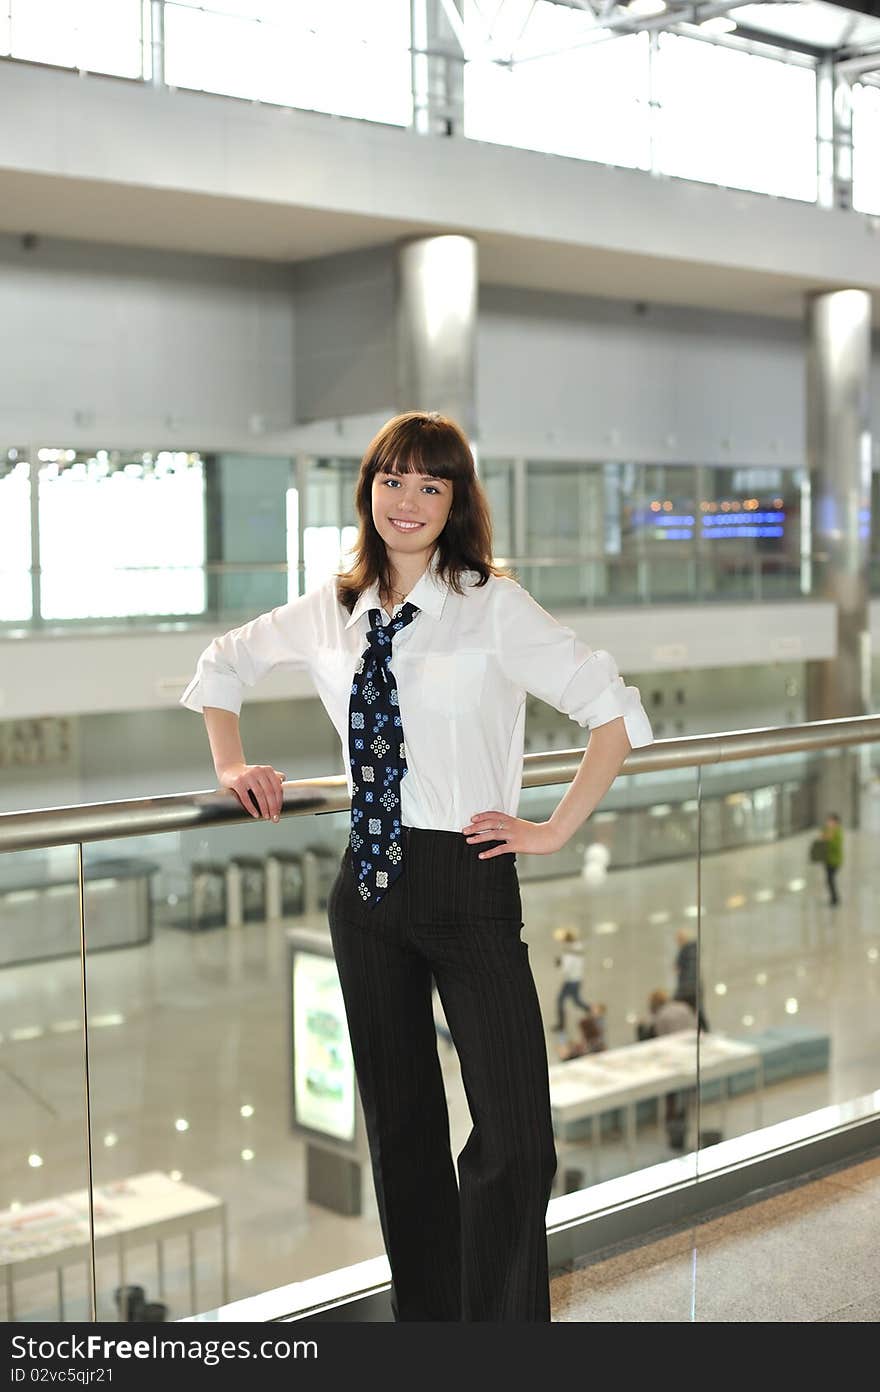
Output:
[1,714,879,854]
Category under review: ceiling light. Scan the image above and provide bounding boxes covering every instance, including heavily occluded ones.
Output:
[785,997,799,1015]
[714,982,727,996]
[28,1154,43,1168]
[700,16,737,33]
[175,1119,189,1133]
[240,1105,255,1118]
[241,1149,255,1162]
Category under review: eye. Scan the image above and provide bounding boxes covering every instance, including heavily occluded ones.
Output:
[423,485,440,495]
[382,477,401,488]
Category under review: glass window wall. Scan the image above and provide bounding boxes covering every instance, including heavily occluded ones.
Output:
[304,458,359,595]
[480,458,515,560]
[38,449,206,621]
[164,0,412,127]
[698,465,805,601]
[0,450,32,623]
[654,34,818,202]
[4,0,143,78]
[464,2,650,170]
[853,81,880,215]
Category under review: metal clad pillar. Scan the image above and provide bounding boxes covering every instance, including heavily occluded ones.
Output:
[395,235,478,439]
[805,289,872,825]
[410,0,466,137]
[816,59,854,211]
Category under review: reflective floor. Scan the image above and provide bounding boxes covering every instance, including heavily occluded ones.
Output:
[2,810,879,1321]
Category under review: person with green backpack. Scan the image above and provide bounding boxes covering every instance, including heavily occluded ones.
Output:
[821,812,843,907]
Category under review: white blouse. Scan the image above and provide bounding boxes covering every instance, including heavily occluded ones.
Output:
[180,554,654,832]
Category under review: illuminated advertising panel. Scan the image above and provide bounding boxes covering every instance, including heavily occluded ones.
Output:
[289,943,356,1146]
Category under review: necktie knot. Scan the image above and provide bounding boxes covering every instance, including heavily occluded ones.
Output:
[366,601,419,651]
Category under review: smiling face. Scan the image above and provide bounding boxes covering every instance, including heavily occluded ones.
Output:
[370,463,454,571]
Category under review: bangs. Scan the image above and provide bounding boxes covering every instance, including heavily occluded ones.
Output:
[370,415,473,482]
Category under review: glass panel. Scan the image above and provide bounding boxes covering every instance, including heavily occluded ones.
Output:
[0,843,93,1322]
[620,463,697,603]
[520,758,699,1317]
[696,741,878,1154]
[481,458,515,559]
[655,35,817,202]
[38,449,206,621]
[853,82,880,216]
[164,0,412,127]
[305,459,359,594]
[9,0,144,79]
[209,454,292,619]
[464,3,650,171]
[524,462,606,608]
[698,466,804,602]
[0,449,32,623]
[81,808,379,1318]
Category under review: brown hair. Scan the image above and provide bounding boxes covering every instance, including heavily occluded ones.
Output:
[335,411,510,613]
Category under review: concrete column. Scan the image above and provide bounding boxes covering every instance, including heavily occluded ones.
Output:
[395,234,478,439]
[805,289,872,826]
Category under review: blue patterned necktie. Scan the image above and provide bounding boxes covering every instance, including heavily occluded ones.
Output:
[348,601,420,908]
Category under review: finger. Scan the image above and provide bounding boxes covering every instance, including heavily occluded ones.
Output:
[478,844,515,859]
[237,786,260,818]
[465,830,509,843]
[464,813,506,832]
[254,773,280,819]
[244,779,270,821]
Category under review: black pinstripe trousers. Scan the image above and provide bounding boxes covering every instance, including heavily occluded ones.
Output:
[327,826,557,1323]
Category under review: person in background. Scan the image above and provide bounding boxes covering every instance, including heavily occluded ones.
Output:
[558,1004,607,1061]
[673,928,709,1033]
[552,927,592,1037]
[638,988,697,1150]
[821,812,843,907]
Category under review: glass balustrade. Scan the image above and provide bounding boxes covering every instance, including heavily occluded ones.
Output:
[2,721,880,1321]
[0,844,94,1322]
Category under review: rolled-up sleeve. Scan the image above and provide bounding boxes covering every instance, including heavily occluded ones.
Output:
[492,580,654,749]
[179,592,318,715]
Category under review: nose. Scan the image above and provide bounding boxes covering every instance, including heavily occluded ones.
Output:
[395,485,419,512]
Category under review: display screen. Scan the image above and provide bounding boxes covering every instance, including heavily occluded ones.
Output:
[291,948,356,1145]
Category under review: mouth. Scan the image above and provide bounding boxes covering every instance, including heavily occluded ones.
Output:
[388,519,425,532]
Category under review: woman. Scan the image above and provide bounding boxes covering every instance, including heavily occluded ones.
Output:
[180,411,653,1322]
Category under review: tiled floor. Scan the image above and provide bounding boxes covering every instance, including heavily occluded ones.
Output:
[2,818,879,1321]
[550,1152,880,1322]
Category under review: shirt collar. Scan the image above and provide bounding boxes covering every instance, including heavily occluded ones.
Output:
[344,549,450,629]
